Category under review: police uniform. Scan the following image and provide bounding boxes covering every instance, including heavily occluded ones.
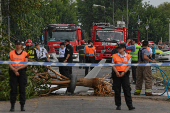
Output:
[58,46,66,76]
[64,43,73,78]
[35,47,48,61]
[84,44,96,76]
[9,48,28,111]
[112,52,134,110]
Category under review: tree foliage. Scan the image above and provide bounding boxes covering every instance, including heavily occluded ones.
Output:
[77,0,170,43]
[0,0,78,100]
[1,0,78,42]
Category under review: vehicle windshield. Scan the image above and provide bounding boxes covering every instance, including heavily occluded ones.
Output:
[48,30,77,41]
[96,30,123,42]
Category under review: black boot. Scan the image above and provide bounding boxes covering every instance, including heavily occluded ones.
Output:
[129,106,135,110]
[10,103,14,112]
[116,106,121,110]
[21,105,25,111]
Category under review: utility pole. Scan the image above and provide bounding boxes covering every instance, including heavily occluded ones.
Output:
[127,0,128,29]
[8,0,10,40]
[113,0,114,26]
[168,19,170,43]
[127,0,128,38]
[145,19,149,41]
[169,21,170,43]
[0,0,2,38]
[104,7,106,23]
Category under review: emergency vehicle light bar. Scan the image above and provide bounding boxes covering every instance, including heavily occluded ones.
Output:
[93,22,110,27]
[48,24,75,26]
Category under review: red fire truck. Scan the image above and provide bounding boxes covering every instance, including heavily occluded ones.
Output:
[43,24,84,61]
[92,23,127,61]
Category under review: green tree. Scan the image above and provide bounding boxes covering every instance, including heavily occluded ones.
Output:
[1,0,78,42]
[77,0,142,37]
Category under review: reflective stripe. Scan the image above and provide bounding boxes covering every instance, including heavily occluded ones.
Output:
[145,89,152,93]
[115,61,126,64]
[29,56,34,59]
[85,53,94,56]
[135,89,141,93]
[130,53,138,55]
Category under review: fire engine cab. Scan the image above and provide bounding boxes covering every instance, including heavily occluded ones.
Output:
[92,23,127,61]
[43,24,84,62]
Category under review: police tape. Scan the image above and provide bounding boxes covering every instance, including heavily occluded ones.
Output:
[0,61,170,67]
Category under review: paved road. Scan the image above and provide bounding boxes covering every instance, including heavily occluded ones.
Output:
[0,96,170,113]
[1,66,169,113]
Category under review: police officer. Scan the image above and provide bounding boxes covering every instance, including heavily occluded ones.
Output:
[112,41,135,110]
[78,40,85,69]
[58,42,66,75]
[134,41,156,96]
[35,42,50,62]
[25,39,37,60]
[126,39,141,84]
[84,40,96,76]
[64,39,73,78]
[9,40,29,112]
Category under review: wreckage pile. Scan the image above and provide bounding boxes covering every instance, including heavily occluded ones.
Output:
[33,66,113,96]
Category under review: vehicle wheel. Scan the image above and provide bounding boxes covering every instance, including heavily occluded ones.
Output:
[67,74,77,94]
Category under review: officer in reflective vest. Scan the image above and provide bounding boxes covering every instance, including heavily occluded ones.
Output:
[112,41,135,111]
[84,40,96,76]
[8,40,29,112]
[25,39,37,60]
[78,40,85,69]
[126,39,141,84]
[134,41,156,96]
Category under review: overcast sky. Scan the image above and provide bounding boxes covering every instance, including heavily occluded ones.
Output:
[142,0,169,7]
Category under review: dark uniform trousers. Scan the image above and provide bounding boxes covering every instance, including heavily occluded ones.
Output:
[85,56,95,76]
[79,56,85,69]
[112,71,133,107]
[66,61,72,79]
[131,61,138,83]
[9,68,27,105]
[62,60,72,79]
[58,57,65,76]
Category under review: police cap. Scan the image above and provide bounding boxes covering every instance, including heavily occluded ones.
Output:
[60,42,65,46]
[15,40,21,45]
[116,41,125,48]
[35,42,40,46]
